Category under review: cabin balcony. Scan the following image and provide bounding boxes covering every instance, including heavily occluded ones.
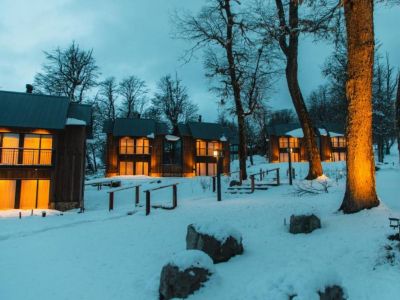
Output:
[0,148,54,167]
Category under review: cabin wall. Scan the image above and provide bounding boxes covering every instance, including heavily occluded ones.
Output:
[182,136,195,177]
[222,141,230,174]
[151,136,164,176]
[53,125,86,211]
[268,136,279,162]
[320,136,332,161]
[299,138,308,161]
[105,134,119,177]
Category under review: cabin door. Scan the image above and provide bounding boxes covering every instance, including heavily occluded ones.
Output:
[0,180,16,209]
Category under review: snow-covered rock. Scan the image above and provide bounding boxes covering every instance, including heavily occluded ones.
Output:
[186,223,243,263]
[289,214,321,234]
[318,285,346,300]
[159,250,214,300]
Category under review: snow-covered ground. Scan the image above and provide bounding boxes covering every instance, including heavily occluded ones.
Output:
[1,152,400,299]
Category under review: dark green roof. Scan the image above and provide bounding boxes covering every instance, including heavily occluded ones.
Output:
[67,103,92,125]
[177,122,228,140]
[103,118,169,137]
[0,91,70,130]
[0,90,92,132]
[223,127,239,145]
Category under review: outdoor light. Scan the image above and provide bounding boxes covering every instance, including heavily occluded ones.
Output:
[213,150,218,157]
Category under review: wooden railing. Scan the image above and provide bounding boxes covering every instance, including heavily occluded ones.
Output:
[143,183,178,216]
[107,184,141,211]
[0,148,53,166]
[85,179,121,190]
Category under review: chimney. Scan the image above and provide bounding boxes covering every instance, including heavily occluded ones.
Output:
[26,84,33,94]
[198,115,202,122]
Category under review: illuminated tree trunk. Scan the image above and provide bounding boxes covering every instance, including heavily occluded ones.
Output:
[340,0,379,213]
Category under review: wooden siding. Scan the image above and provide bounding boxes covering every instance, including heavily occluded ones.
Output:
[105,134,119,176]
[182,136,195,177]
[151,136,163,176]
[53,125,86,210]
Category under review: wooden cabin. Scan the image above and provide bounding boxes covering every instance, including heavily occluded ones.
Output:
[104,119,231,177]
[176,122,230,176]
[0,90,92,211]
[267,123,346,163]
[103,118,169,177]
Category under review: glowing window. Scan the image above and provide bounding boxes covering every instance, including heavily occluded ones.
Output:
[0,133,19,165]
[0,180,16,209]
[120,138,134,154]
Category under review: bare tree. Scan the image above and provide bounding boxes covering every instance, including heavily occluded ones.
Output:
[118,76,148,118]
[175,0,275,180]
[254,0,341,179]
[339,0,379,214]
[152,74,198,130]
[396,73,400,162]
[372,54,396,162]
[98,77,119,122]
[34,41,99,103]
[268,109,297,126]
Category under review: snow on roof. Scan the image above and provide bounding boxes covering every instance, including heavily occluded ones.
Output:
[165,134,180,141]
[329,131,344,137]
[220,135,227,142]
[147,133,155,139]
[284,128,344,138]
[192,222,242,243]
[167,250,215,272]
[66,118,86,126]
[285,128,304,138]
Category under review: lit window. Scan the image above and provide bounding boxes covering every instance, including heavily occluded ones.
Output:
[136,138,150,154]
[279,137,299,149]
[22,134,52,165]
[0,133,19,165]
[120,138,134,154]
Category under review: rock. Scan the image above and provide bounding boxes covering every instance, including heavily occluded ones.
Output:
[186,223,243,263]
[318,285,345,300]
[289,214,321,234]
[229,180,241,187]
[159,250,214,300]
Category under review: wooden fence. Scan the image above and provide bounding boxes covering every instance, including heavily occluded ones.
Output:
[143,183,179,216]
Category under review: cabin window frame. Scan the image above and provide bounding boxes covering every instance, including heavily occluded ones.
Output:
[196,140,221,157]
[119,137,150,155]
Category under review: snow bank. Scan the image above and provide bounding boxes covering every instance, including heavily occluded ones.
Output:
[167,250,215,272]
[193,222,242,243]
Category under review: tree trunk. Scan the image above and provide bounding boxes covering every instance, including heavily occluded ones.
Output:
[396,73,400,162]
[224,0,248,180]
[340,0,379,213]
[377,137,384,163]
[284,1,323,180]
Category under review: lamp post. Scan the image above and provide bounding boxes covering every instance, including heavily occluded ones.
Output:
[287,146,293,185]
[213,149,223,201]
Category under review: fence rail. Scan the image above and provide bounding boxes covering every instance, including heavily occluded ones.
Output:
[143,183,179,215]
[107,184,141,211]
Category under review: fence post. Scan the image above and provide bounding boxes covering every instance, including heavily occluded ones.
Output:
[109,192,114,211]
[260,169,263,181]
[135,186,140,205]
[277,168,280,186]
[172,185,177,208]
[146,191,151,216]
[212,176,216,192]
[250,175,255,193]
